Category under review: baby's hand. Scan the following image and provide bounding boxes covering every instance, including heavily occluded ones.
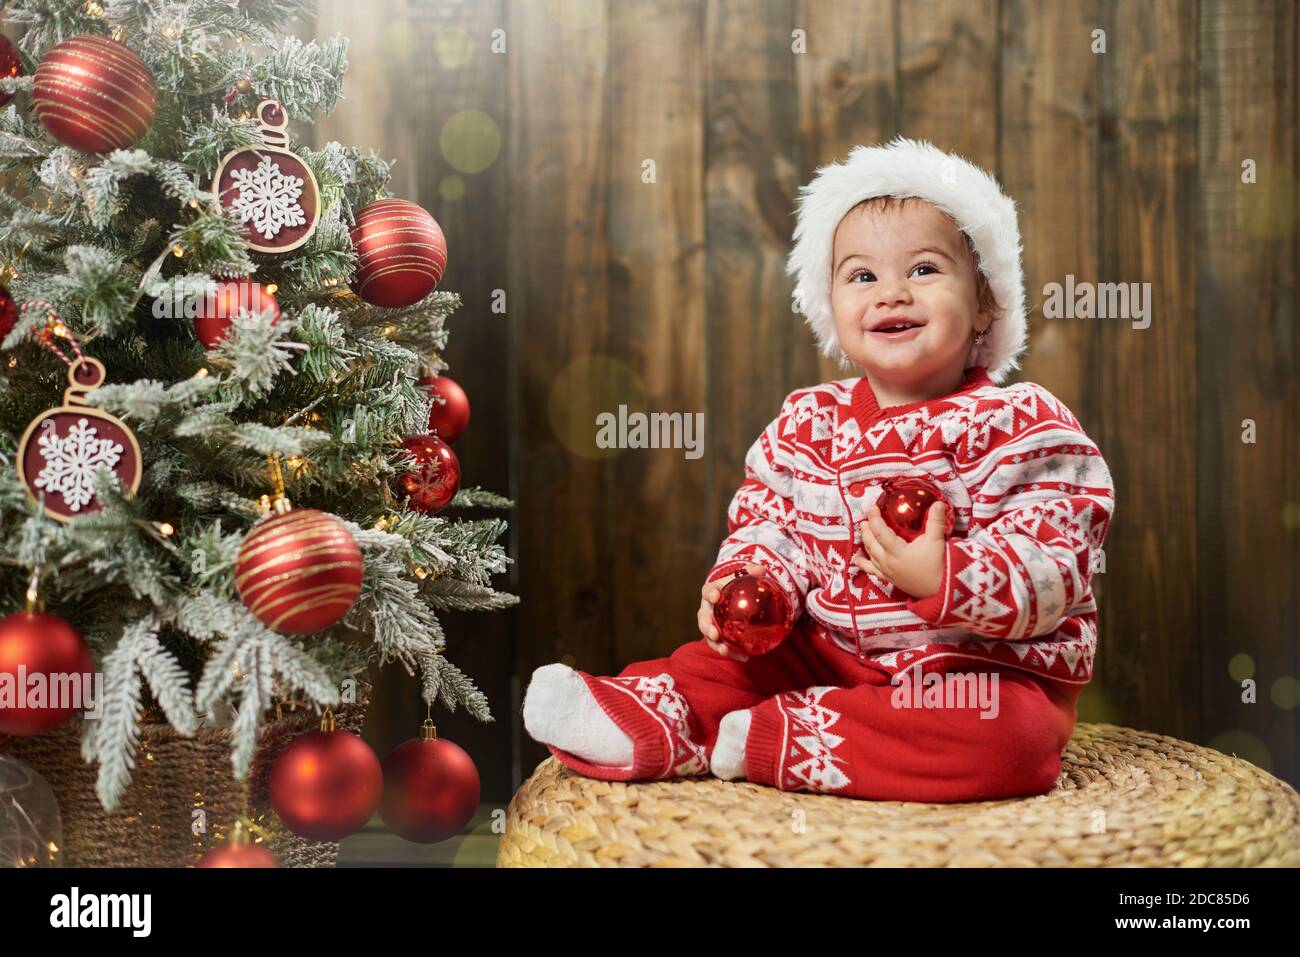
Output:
[852,502,946,599]
[696,563,766,662]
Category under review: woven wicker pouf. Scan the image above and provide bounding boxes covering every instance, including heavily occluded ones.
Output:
[498,723,1300,867]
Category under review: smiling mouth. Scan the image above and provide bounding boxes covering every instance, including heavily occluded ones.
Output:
[868,320,925,336]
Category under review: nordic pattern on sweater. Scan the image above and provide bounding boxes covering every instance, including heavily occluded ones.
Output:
[704,365,1115,686]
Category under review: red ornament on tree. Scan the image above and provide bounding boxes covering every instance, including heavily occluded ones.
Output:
[396,434,460,514]
[380,720,480,844]
[349,199,447,308]
[0,610,95,736]
[876,476,954,543]
[235,505,363,635]
[711,571,791,655]
[32,35,156,153]
[0,285,16,342]
[196,823,278,868]
[0,35,22,108]
[268,713,383,842]
[192,279,281,350]
[417,374,470,443]
[213,100,320,255]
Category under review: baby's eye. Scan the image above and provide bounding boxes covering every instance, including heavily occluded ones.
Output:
[849,269,875,283]
[911,261,939,277]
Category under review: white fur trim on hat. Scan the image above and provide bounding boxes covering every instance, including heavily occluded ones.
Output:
[786,135,1027,384]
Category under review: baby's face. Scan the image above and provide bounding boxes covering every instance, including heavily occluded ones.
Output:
[830,199,986,388]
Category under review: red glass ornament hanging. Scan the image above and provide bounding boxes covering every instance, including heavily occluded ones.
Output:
[396,434,461,514]
[32,35,156,153]
[0,285,16,342]
[192,279,281,350]
[349,199,447,308]
[0,35,21,109]
[711,571,792,656]
[0,610,95,736]
[16,311,142,522]
[876,476,954,543]
[417,374,470,443]
[196,822,278,868]
[268,711,383,842]
[213,99,320,255]
[380,719,480,844]
[235,504,363,635]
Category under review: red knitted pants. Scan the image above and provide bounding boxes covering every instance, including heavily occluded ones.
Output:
[546,616,1081,802]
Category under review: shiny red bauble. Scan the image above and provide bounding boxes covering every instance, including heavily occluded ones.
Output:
[196,842,278,868]
[711,572,791,655]
[349,199,447,308]
[397,434,461,514]
[0,611,96,736]
[877,476,954,543]
[0,35,21,108]
[0,284,16,342]
[268,729,383,842]
[32,35,156,153]
[235,508,363,635]
[192,279,280,350]
[417,374,470,443]
[380,729,480,844]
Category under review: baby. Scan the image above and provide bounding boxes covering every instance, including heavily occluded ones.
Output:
[524,137,1115,802]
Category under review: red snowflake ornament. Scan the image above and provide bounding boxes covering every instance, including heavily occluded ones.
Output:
[17,358,142,522]
[213,100,320,255]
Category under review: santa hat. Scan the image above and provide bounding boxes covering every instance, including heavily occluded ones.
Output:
[786,135,1027,384]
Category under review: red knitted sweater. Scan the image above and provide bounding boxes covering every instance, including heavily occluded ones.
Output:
[704,365,1115,686]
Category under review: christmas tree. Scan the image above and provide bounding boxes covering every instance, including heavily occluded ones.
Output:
[0,0,516,816]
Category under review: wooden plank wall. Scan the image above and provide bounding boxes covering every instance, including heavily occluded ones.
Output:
[314,0,1299,797]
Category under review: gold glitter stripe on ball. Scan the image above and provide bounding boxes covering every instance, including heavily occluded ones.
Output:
[240,511,350,554]
[235,541,359,592]
[39,42,155,128]
[258,583,363,633]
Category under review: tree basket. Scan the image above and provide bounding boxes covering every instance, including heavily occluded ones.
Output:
[0,687,370,868]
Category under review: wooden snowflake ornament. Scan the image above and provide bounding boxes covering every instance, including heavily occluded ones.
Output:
[17,357,142,522]
[213,99,320,255]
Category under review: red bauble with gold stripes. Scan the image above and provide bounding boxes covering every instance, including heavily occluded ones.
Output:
[349,199,447,308]
[32,35,156,153]
[235,508,363,635]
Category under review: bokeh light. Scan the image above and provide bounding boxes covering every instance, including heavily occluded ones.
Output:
[1235,166,1298,240]
[1228,653,1254,683]
[433,27,474,69]
[440,175,466,202]
[1270,676,1300,710]
[547,354,647,460]
[1207,730,1272,772]
[440,110,502,175]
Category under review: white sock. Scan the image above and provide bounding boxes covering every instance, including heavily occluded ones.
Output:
[523,663,634,766]
[710,709,751,780]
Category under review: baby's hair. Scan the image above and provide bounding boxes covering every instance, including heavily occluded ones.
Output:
[845,195,1002,323]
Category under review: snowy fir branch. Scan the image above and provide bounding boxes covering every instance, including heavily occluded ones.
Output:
[0,1,516,806]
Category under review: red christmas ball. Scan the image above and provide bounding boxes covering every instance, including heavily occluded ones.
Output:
[349,199,447,308]
[0,35,22,108]
[32,35,156,153]
[380,730,480,844]
[268,729,383,842]
[192,279,280,350]
[417,374,470,443]
[711,572,791,655]
[877,476,954,543]
[196,842,278,868]
[235,508,363,635]
[0,612,96,736]
[0,285,16,343]
[397,434,461,514]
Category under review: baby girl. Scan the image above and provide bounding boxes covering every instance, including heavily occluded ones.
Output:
[523,136,1115,802]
